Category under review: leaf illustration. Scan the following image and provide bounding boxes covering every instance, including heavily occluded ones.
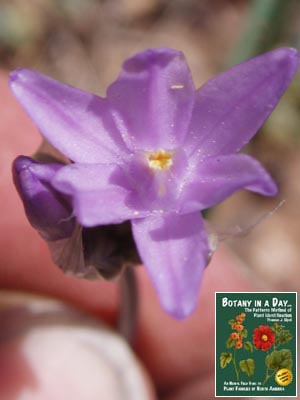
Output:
[243,341,254,352]
[220,352,232,369]
[240,328,248,338]
[276,329,293,346]
[271,322,282,333]
[239,359,255,376]
[226,338,235,348]
[265,349,292,370]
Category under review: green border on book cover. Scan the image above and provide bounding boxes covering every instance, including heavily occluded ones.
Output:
[215,292,297,397]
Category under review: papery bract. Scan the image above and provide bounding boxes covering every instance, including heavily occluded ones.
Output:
[10,47,299,318]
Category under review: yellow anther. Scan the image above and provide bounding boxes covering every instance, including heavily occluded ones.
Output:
[146,149,173,170]
[261,334,268,342]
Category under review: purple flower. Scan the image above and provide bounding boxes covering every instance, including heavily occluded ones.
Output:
[12,155,75,241]
[10,47,299,318]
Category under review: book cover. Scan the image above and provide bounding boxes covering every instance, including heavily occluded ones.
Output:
[215,292,297,397]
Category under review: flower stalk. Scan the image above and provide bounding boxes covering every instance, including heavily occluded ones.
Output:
[118,267,138,346]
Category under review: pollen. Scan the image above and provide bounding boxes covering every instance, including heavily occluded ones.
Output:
[146,149,173,170]
[261,334,268,342]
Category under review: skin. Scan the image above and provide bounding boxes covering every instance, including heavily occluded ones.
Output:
[0,71,261,399]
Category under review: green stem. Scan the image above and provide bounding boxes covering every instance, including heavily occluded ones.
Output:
[263,367,270,385]
[233,347,240,381]
[263,368,276,385]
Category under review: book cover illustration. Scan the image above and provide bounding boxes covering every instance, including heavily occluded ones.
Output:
[215,292,297,397]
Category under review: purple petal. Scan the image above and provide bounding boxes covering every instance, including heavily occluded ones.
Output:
[131,212,209,318]
[52,163,150,227]
[180,154,277,212]
[186,48,299,158]
[10,69,129,163]
[107,48,195,151]
[12,156,75,240]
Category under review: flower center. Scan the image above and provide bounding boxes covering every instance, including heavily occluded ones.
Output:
[261,334,268,342]
[146,149,173,170]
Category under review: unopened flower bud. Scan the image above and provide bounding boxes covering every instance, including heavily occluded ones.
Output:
[12,155,74,241]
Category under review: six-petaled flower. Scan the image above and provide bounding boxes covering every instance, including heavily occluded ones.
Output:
[10,47,299,318]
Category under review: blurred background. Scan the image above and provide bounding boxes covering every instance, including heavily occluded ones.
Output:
[1,0,300,289]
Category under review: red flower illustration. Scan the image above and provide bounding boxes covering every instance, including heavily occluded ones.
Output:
[253,325,275,351]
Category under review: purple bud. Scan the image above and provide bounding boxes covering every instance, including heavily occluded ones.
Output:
[12,156,74,241]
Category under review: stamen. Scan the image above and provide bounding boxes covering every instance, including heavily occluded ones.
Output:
[146,149,173,170]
